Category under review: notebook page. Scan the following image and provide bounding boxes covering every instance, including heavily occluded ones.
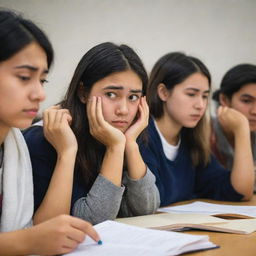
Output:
[64,220,217,256]
[160,201,256,217]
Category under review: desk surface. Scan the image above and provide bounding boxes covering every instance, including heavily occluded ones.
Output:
[177,196,256,256]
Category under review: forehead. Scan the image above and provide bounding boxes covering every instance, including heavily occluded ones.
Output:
[91,70,143,91]
[234,83,256,97]
[0,42,47,71]
[175,72,210,91]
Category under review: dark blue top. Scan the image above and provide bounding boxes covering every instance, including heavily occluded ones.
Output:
[23,126,88,212]
[139,119,243,207]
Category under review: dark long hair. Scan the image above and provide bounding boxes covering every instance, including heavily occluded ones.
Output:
[0,9,53,68]
[148,52,211,166]
[61,42,148,187]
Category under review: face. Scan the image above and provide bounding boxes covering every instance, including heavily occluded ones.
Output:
[223,83,256,131]
[0,42,48,131]
[87,70,143,132]
[161,72,210,129]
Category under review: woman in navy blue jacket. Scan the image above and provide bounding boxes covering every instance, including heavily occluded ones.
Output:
[139,52,254,207]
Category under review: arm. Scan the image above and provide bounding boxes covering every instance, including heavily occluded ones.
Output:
[217,106,254,200]
[0,215,100,256]
[119,168,160,217]
[34,106,78,224]
[72,174,125,224]
[124,97,149,179]
[87,96,126,186]
[121,97,160,214]
[72,96,126,224]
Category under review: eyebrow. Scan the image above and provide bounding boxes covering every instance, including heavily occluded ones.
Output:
[103,85,143,93]
[185,88,210,94]
[14,65,49,74]
[240,94,256,99]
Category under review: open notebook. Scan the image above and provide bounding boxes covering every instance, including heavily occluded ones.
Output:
[159,201,256,218]
[64,220,217,256]
[115,212,256,234]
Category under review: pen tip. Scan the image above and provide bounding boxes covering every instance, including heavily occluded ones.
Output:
[98,240,103,245]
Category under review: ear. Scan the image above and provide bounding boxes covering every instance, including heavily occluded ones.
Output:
[219,93,231,107]
[77,82,87,103]
[157,83,169,101]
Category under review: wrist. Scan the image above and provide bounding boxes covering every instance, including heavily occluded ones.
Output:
[57,148,77,159]
[125,140,138,152]
[106,143,125,153]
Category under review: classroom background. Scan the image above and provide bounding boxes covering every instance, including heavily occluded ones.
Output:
[0,0,255,112]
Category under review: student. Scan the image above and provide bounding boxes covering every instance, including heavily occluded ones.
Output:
[139,52,254,207]
[212,64,256,190]
[0,10,100,256]
[23,42,160,225]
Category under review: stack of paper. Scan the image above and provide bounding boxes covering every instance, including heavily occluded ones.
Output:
[64,220,217,256]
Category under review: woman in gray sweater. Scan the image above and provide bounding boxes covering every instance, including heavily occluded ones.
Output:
[24,42,160,225]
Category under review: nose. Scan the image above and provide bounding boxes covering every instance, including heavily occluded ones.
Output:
[194,96,205,110]
[29,81,46,102]
[250,102,256,115]
[116,98,129,115]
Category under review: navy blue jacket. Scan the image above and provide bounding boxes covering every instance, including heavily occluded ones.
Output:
[139,119,243,207]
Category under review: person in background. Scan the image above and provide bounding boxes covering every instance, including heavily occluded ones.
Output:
[212,64,256,191]
[23,42,160,225]
[139,52,254,207]
[0,9,100,256]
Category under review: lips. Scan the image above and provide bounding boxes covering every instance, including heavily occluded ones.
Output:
[190,114,201,118]
[23,108,38,117]
[111,120,129,127]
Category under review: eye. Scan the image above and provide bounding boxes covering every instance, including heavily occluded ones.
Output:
[18,75,30,81]
[241,98,253,104]
[187,93,196,97]
[203,94,209,100]
[129,94,140,102]
[105,92,117,99]
[40,79,49,85]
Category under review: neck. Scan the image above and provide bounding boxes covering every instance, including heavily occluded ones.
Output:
[0,125,11,145]
[155,115,181,145]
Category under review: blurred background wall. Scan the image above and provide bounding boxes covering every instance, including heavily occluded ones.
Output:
[1,0,255,112]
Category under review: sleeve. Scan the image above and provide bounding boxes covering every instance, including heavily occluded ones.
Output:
[118,167,160,217]
[23,126,57,213]
[195,155,243,201]
[72,174,125,225]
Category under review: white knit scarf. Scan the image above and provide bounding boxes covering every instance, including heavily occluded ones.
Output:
[0,128,33,232]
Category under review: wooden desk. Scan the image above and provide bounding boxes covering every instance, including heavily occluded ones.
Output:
[176,196,256,256]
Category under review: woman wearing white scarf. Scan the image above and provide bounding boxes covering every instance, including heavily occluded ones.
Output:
[0,10,100,256]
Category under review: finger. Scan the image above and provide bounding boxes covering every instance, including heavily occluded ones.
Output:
[143,96,149,116]
[47,109,58,128]
[43,108,49,128]
[70,218,101,243]
[87,96,98,128]
[96,97,106,126]
[60,236,80,250]
[65,228,86,244]
[56,109,71,125]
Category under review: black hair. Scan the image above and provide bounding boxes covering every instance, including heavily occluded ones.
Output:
[0,9,53,68]
[148,52,211,118]
[61,42,148,186]
[213,64,256,102]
